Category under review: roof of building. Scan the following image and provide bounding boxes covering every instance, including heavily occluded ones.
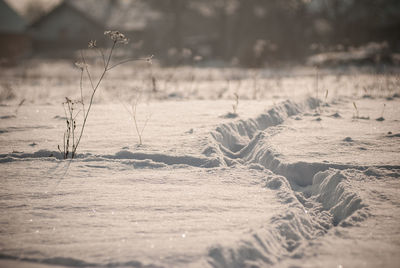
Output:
[30,0,104,29]
[0,0,27,33]
[31,0,161,32]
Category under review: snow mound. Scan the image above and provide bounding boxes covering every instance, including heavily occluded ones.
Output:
[211,99,319,155]
[0,150,62,162]
[308,170,366,226]
[0,149,221,168]
[207,169,368,267]
[206,98,372,267]
[109,150,220,168]
[0,254,160,268]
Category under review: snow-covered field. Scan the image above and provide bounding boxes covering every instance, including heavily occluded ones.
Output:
[0,61,399,267]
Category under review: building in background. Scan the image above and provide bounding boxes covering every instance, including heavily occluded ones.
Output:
[0,0,31,65]
[29,0,161,58]
[29,0,104,56]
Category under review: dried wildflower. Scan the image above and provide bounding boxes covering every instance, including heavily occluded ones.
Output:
[63,97,80,106]
[88,40,97,48]
[74,61,87,70]
[145,55,154,65]
[104,30,129,44]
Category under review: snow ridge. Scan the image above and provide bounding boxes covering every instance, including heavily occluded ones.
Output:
[0,150,220,168]
[206,98,371,267]
[0,253,162,268]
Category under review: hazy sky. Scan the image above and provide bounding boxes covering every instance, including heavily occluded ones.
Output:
[5,0,61,16]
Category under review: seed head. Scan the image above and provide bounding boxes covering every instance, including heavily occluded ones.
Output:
[88,40,97,48]
[104,30,129,44]
[145,55,154,65]
[74,62,87,70]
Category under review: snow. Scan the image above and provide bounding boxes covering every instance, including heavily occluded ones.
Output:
[0,61,399,267]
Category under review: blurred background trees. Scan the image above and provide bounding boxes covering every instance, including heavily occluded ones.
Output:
[144,0,400,66]
[4,0,400,66]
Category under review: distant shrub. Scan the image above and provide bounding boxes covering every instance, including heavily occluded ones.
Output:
[122,92,151,146]
[0,82,16,101]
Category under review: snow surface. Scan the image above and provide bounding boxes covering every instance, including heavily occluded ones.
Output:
[0,62,399,267]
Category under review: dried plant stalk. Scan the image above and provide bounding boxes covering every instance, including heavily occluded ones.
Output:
[59,31,152,159]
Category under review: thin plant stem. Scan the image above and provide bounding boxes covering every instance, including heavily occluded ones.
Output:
[81,52,94,91]
[107,57,148,71]
[63,132,66,158]
[72,40,117,158]
[96,47,106,68]
[62,101,70,158]
[69,102,74,157]
[132,97,141,145]
[106,41,116,70]
[79,69,85,119]
[121,94,150,146]
[73,110,82,121]
[140,116,151,139]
